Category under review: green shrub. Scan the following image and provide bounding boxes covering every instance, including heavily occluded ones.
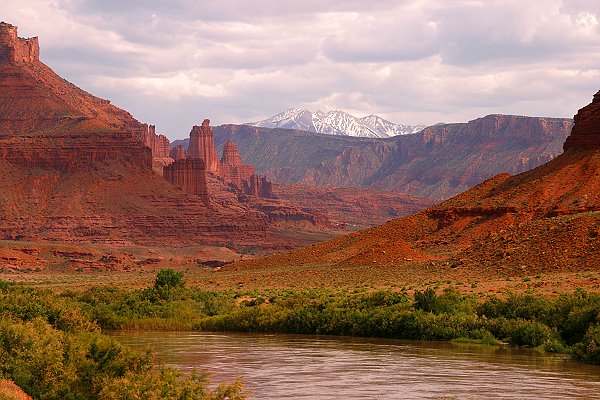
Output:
[573,324,600,364]
[154,269,185,290]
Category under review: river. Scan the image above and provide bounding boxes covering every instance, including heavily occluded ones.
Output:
[108,331,600,399]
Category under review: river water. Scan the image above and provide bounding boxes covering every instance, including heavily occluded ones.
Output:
[108,331,600,399]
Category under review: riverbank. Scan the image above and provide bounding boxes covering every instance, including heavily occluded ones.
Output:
[2,273,599,398]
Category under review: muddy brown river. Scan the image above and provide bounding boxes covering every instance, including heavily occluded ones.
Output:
[108,331,600,399]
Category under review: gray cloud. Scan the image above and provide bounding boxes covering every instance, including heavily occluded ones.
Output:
[0,0,598,139]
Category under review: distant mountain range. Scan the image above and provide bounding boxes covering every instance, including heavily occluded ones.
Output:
[203,114,573,200]
[249,108,426,138]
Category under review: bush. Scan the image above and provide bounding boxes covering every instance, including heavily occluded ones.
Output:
[154,269,185,290]
[573,324,600,364]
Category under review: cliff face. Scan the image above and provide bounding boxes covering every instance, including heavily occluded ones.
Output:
[163,158,209,204]
[0,23,154,171]
[139,125,171,158]
[170,144,186,160]
[563,90,600,151]
[0,22,38,63]
[207,115,572,200]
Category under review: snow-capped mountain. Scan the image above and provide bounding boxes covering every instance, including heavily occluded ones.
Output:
[250,109,425,138]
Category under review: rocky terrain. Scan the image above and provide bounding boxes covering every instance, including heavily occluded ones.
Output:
[0,23,289,251]
[0,22,435,270]
[231,90,600,275]
[173,116,571,201]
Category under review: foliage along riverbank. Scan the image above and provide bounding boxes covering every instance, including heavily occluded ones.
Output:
[0,279,247,400]
[2,269,600,399]
[68,270,600,364]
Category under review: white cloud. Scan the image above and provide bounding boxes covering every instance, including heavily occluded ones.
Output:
[0,0,598,139]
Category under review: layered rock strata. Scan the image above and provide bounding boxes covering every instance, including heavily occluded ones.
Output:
[0,23,152,172]
[0,22,38,63]
[163,158,209,204]
[138,124,171,158]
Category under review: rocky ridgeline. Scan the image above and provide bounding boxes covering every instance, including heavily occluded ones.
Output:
[0,22,170,163]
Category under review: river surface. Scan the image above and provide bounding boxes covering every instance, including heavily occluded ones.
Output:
[108,331,600,399]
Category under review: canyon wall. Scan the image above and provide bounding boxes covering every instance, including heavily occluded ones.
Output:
[188,119,218,173]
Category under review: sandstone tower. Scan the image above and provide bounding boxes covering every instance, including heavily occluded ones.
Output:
[188,119,218,173]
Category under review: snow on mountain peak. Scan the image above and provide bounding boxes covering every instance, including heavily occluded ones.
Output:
[250,109,425,138]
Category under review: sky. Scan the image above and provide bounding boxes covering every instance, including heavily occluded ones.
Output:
[2,0,600,140]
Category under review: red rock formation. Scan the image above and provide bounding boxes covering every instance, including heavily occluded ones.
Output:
[155,134,170,158]
[0,23,152,172]
[219,139,256,187]
[0,22,39,63]
[188,119,218,173]
[170,144,186,160]
[0,22,279,249]
[221,139,243,166]
[563,90,600,151]
[163,158,209,204]
[137,124,171,158]
[243,174,274,198]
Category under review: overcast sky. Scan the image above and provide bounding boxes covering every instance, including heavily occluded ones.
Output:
[2,0,599,140]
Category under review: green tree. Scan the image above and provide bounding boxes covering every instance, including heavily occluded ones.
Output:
[154,269,185,290]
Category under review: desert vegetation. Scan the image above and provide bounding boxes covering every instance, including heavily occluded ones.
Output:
[2,268,600,398]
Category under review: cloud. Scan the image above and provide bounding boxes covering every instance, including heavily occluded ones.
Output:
[0,0,598,139]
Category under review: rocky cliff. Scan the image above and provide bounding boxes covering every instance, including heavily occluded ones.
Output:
[170,144,186,160]
[0,22,38,63]
[563,90,600,151]
[163,158,209,204]
[188,119,218,173]
[0,23,274,248]
[195,116,572,200]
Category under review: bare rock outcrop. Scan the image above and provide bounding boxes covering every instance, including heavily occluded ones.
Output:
[563,90,600,151]
[0,22,38,63]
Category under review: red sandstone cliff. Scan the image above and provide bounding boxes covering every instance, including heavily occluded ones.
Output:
[163,158,209,204]
[170,144,186,160]
[139,124,171,158]
[218,139,274,198]
[0,22,152,172]
[0,23,273,248]
[563,90,600,151]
